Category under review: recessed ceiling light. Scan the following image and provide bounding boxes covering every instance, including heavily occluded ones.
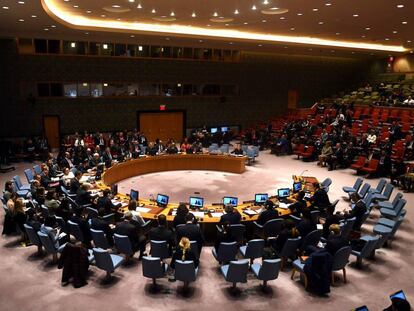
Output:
[192,12,196,17]
[280,17,285,20]
[101,14,106,17]
[252,5,257,10]
[407,40,412,43]
[137,4,142,9]
[128,0,135,2]
[262,19,267,22]
[2,6,9,9]
[229,42,233,45]
[51,25,56,28]
[325,3,332,6]
[207,24,211,27]
[170,11,175,16]
[70,42,76,48]
[138,46,143,51]
[393,30,398,34]
[198,39,203,43]
[18,19,24,22]
[385,38,390,41]
[331,50,335,52]
[397,4,404,8]
[151,9,156,13]
[258,44,262,47]
[297,13,303,16]
[365,27,371,30]
[234,9,239,15]
[225,24,229,26]
[335,32,340,35]
[18,1,25,4]
[165,37,170,40]
[130,35,135,37]
[31,15,37,18]
[103,44,108,49]
[402,21,408,25]
[213,12,218,17]
[64,0,69,2]
[290,27,295,31]
[410,51,413,54]
[353,14,359,17]
[86,10,92,13]
[73,5,78,8]
[361,35,366,38]
[44,28,49,31]
[284,46,288,49]
[312,8,318,12]
[84,32,89,35]
[112,5,121,8]
[263,0,269,4]
[318,21,324,25]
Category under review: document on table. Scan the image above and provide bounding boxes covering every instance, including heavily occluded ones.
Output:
[211,212,224,218]
[278,202,292,209]
[190,211,205,218]
[244,209,258,216]
[136,207,151,213]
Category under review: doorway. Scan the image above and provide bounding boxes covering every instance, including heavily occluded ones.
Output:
[137,111,185,142]
[43,115,60,150]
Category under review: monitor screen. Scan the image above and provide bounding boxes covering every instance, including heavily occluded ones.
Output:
[211,128,218,134]
[293,182,302,193]
[130,189,139,201]
[221,127,229,132]
[255,193,268,204]
[278,188,290,198]
[223,196,238,206]
[111,184,118,195]
[189,197,204,208]
[353,306,369,311]
[156,194,169,207]
[390,290,406,301]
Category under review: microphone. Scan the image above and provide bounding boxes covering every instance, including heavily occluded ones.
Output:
[299,169,308,177]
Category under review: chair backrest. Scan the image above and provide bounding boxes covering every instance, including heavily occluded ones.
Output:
[24,224,41,246]
[54,216,66,230]
[364,191,375,208]
[67,220,85,242]
[341,217,356,238]
[321,178,332,190]
[142,256,165,279]
[252,146,259,157]
[33,165,42,175]
[41,205,49,219]
[150,240,170,259]
[368,159,379,169]
[86,207,98,219]
[263,218,284,237]
[279,237,301,257]
[310,210,320,223]
[175,260,197,283]
[103,213,116,224]
[91,229,110,249]
[393,199,406,216]
[93,248,114,272]
[355,156,366,166]
[359,183,371,198]
[375,178,387,193]
[241,145,248,152]
[391,193,404,207]
[360,236,380,258]
[390,216,405,237]
[258,259,281,281]
[60,185,70,197]
[353,177,364,192]
[24,169,34,184]
[190,240,199,260]
[300,230,322,250]
[114,233,134,256]
[37,231,57,254]
[217,241,238,262]
[226,260,249,283]
[331,199,339,209]
[332,246,352,271]
[230,224,246,244]
[220,145,229,154]
[246,148,255,159]
[13,175,23,190]
[382,183,394,200]
[244,239,265,258]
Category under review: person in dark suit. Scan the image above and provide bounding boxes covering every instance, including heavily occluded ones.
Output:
[75,184,93,206]
[308,182,331,213]
[220,205,241,225]
[70,207,92,246]
[176,213,204,254]
[343,192,367,230]
[289,191,307,217]
[296,209,317,238]
[114,212,146,259]
[324,224,350,256]
[272,220,299,253]
[70,171,82,194]
[90,208,114,246]
[149,214,175,253]
[322,205,342,239]
[173,203,189,228]
[96,189,117,214]
[257,200,279,225]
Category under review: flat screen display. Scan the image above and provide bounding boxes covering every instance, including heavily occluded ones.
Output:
[189,197,204,208]
[223,196,238,206]
[156,194,169,207]
[210,128,218,134]
[111,184,118,195]
[390,290,406,301]
[293,182,302,193]
[278,188,290,198]
[255,193,268,204]
[130,189,139,201]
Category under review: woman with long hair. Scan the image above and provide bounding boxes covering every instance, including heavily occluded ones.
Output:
[169,237,199,281]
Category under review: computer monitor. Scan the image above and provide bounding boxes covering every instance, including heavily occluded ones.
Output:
[210,127,218,134]
[189,197,204,209]
[223,196,238,207]
[111,184,118,195]
[255,193,268,205]
[353,306,369,311]
[221,126,229,132]
[156,194,169,207]
[293,182,302,193]
[130,189,139,201]
[390,290,407,301]
[277,188,290,198]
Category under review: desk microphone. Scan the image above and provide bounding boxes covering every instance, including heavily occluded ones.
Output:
[299,169,308,177]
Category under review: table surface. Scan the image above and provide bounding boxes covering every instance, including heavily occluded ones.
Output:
[94,155,317,224]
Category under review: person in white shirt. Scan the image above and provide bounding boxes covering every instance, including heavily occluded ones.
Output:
[61,167,74,187]
[403,96,414,105]
[367,130,377,144]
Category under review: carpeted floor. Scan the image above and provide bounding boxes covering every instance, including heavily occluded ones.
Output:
[0,152,412,311]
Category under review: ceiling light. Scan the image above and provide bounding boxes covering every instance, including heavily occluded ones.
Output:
[407,40,412,43]
[165,37,170,40]
[393,30,398,34]
[18,1,25,4]
[312,8,318,12]
[258,44,262,47]
[262,20,267,23]
[192,12,196,17]
[365,27,371,30]
[234,9,239,15]
[82,83,88,86]
[51,25,56,28]
[318,21,324,25]
[225,24,229,26]
[243,22,248,24]
[325,3,332,6]
[130,35,134,37]
[402,21,408,25]
[70,42,76,48]
[44,28,49,31]
[84,32,89,34]
[151,9,156,13]
[213,12,218,17]
[18,19,24,22]
[263,0,269,4]
[353,14,359,17]
[73,5,78,8]
[112,5,121,8]
[385,38,390,41]
[31,15,37,18]
[280,17,285,20]
[170,11,175,16]
[297,13,303,16]
[138,46,143,51]
[137,4,142,9]
[2,6,9,9]
[252,5,257,10]
[335,32,340,35]
[101,14,106,17]
[397,4,404,8]
[128,0,135,2]
[86,10,92,13]
[103,83,108,87]
[103,44,108,49]
[361,35,366,38]
[290,27,295,31]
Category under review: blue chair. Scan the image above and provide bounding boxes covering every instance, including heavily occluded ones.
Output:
[114,233,134,262]
[13,175,30,191]
[372,183,394,201]
[208,145,218,153]
[252,146,259,157]
[371,178,387,194]
[54,216,67,232]
[373,216,404,246]
[342,177,363,194]
[251,258,281,287]
[91,229,111,249]
[380,199,406,219]
[241,145,248,153]
[33,165,42,175]
[351,235,380,266]
[300,230,322,253]
[12,178,29,198]
[93,248,124,279]
[357,183,371,199]
[41,205,50,219]
[220,144,230,154]
[212,241,238,264]
[86,207,98,219]
[24,169,34,184]
[150,240,170,260]
[24,224,43,254]
[37,231,66,263]
[340,217,356,239]
[239,239,265,264]
[229,224,246,245]
[220,259,249,289]
[175,260,198,290]
[278,237,301,270]
[103,213,116,224]
[142,256,168,286]
[60,185,76,198]
[378,192,403,210]
[246,148,255,165]
[291,258,308,288]
[331,246,352,285]
[320,178,332,193]
[254,218,284,239]
[67,220,85,243]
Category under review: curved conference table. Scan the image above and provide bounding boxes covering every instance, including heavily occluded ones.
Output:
[95,154,318,225]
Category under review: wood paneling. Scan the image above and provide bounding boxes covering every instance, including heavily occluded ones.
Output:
[139,111,184,142]
[43,115,60,149]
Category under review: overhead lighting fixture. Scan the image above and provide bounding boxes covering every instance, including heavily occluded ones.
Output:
[86,10,92,13]
[234,9,239,15]
[44,28,49,31]
[103,83,108,87]
[42,0,409,53]
[312,8,318,11]
[335,32,340,35]
[393,30,398,34]
[402,21,408,24]
[18,19,24,22]
[243,22,248,24]
[192,12,196,17]
[128,0,135,2]
[365,27,371,30]
[213,12,218,17]
[70,42,76,47]
[130,35,134,37]
[82,83,88,86]
[252,5,257,10]
[290,28,295,31]
[18,1,25,4]
[262,19,267,23]
[353,14,359,17]
[51,25,56,28]
[101,14,106,17]
[151,9,156,13]
[263,0,269,4]
[297,13,303,16]
[137,4,142,9]
[138,46,143,51]
[103,44,108,49]
[397,4,404,8]
[170,11,175,16]
[31,15,37,18]
[112,5,121,8]
[280,17,285,20]
[319,21,324,24]
[325,3,332,6]
[73,5,78,8]
[2,6,9,9]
